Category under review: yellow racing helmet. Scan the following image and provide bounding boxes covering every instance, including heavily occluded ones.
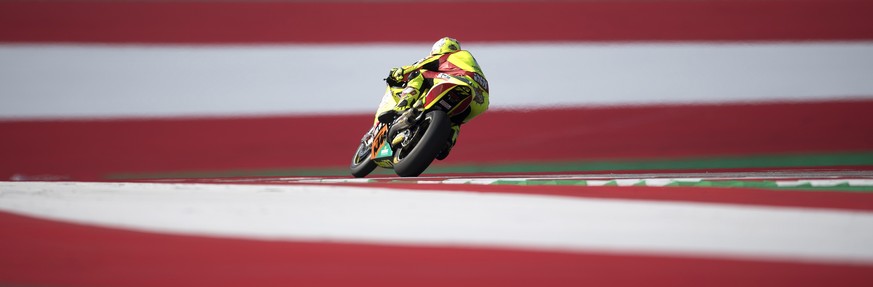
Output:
[430,37,461,55]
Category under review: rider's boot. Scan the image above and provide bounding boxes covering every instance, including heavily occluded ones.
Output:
[436,124,460,160]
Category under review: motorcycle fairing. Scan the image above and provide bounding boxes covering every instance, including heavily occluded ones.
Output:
[373,143,395,168]
[422,73,474,117]
[368,124,395,168]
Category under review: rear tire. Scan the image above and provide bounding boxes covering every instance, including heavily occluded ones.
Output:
[393,111,451,177]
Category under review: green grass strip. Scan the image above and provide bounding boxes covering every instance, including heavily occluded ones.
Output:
[423,152,873,174]
[500,179,873,192]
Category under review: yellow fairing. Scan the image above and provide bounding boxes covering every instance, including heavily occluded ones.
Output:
[422,75,489,124]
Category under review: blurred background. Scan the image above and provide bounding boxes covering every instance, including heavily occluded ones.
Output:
[1,0,872,180]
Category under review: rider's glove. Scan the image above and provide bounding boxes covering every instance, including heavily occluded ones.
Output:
[384,67,404,86]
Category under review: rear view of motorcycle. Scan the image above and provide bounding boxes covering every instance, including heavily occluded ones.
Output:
[350,74,477,177]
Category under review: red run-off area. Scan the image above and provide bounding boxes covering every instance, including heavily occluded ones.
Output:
[2,100,873,180]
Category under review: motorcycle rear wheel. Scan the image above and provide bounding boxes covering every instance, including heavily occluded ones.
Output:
[393,110,451,177]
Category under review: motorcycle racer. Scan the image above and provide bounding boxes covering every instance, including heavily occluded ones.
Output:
[378,37,490,160]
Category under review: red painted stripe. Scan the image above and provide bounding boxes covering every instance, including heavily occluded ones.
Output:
[1,1,872,43]
[1,210,871,287]
[2,99,872,180]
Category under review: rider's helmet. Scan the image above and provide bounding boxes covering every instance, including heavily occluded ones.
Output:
[431,37,461,55]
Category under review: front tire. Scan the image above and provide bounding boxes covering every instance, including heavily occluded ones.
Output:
[350,135,377,178]
[393,111,452,177]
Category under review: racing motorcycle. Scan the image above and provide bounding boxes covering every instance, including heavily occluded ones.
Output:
[350,73,480,177]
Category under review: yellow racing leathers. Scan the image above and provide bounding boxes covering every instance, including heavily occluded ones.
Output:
[386,49,490,159]
[391,50,489,125]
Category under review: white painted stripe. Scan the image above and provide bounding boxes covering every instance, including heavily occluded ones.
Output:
[849,180,873,186]
[2,181,872,264]
[443,178,502,185]
[644,179,675,187]
[776,179,873,187]
[2,42,873,119]
[587,180,615,186]
[615,179,642,186]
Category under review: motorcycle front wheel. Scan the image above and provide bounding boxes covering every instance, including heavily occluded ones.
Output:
[350,132,377,178]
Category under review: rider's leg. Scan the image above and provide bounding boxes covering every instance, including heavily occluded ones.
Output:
[435,123,460,161]
[437,88,489,160]
[378,71,426,123]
